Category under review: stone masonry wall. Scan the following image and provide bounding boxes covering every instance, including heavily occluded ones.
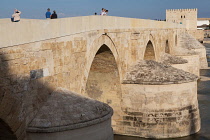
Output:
[119,82,200,138]
[0,28,187,139]
[0,36,89,139]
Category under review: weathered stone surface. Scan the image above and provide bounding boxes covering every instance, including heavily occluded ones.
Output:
[172,55,200,77]
[174,33,205,56]
[0,16,205,139]
[27,88,113,133]
[119,81,201,138]
[176,33,208,68]
[161,53,188,65]
[123,60,198,85]
[180,34,204,49]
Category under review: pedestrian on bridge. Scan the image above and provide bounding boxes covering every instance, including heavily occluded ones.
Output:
[45,8,51,19]
[51,10,57,19]
[11,9,21,22]
[100,8,106,15]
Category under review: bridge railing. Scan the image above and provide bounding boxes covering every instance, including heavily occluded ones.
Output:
[0,16,185,48]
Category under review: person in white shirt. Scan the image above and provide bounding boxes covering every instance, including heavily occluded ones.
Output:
[11,9,21,22]
[101,8,106,16]
[100,8,104,15]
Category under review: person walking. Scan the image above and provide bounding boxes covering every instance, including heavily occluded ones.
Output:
[51,10,57,19]
[45,8,51,19]
[11,9,21,22]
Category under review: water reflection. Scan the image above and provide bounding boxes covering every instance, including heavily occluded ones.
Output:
[114,70,210,140]
[114,134,210,140]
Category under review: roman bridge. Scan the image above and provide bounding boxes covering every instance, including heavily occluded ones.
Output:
[0,16,207,139]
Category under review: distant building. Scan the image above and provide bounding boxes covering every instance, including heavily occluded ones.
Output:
[197,18,210,30]
[166,9,197,30]
[166,8,205,41]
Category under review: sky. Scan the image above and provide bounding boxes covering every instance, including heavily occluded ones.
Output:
[0,0,210,19]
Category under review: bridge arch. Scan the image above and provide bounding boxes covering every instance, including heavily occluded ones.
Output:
[0,119,17,140]
[86,34,120,80]
[144,40,156,61]
[85,35,122,125]
[144,34,156,61]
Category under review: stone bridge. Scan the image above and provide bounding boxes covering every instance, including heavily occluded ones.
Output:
[0,16,208,139]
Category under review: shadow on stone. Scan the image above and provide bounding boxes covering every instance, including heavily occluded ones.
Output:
[0,50,113,140]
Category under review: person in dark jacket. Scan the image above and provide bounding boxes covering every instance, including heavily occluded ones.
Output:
[51,10,57,19]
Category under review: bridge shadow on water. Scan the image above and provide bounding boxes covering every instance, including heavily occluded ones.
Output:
[114,134,210,140]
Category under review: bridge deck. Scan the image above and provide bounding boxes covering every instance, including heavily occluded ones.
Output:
[0,16,185,48]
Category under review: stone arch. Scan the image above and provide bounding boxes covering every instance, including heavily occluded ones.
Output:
[85,42,122,126]
[86,34,120,81]
[165,40,170,54]
[144,37,156,61]
[0,119,17,140]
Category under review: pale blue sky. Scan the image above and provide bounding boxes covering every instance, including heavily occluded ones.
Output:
[0,0,210,19]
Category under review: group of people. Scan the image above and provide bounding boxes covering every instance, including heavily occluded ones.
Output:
[11,7,109,22]
[100,8,108,16]
[45,8,58,19]
[11,8,58,22]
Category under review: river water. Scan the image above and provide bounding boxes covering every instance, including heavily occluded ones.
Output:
[115,44,210,140]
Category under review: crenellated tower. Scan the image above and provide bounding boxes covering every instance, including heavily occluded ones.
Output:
[166,9,197,30]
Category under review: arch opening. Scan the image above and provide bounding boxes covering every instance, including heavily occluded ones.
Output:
[144,41,156,60]
[165,40,170,54]
[85,44,122,123]
[0,119,16,140]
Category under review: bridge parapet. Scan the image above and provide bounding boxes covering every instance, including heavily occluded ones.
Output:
[0,16,185,48]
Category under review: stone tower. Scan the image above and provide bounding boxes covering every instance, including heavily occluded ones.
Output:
[166,9,197,30]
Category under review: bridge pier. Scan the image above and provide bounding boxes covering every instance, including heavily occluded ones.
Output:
[171,55,200,77]
[114,60,200,138]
